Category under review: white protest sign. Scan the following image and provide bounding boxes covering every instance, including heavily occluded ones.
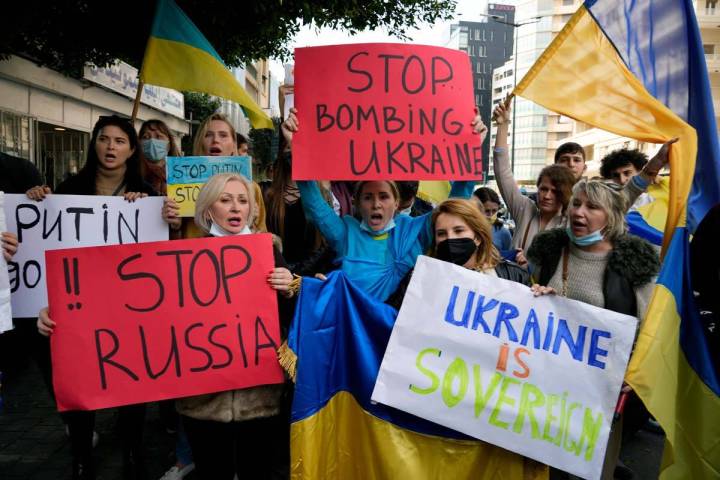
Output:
[0,192,12,333]
[372,256,637,480]
[3,194,168,317]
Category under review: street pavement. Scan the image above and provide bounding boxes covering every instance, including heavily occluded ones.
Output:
[1,337,664,479]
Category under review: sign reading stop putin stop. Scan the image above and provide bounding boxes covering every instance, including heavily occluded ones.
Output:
[292,43,482,181]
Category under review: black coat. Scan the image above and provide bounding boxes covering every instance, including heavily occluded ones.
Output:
[385,259,529,311]
[527,228,659,317]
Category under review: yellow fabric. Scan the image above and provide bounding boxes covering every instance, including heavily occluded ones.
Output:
[513,7,719,478]
[417,181,452,205]
[626,285,720,480]
[290,391,548,480]
[513,6,696,251]
[140,37,273,129]
[636,177,670,233]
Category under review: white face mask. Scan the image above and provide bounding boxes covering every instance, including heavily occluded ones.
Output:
[209,221,251,237]
[397,205,413,216]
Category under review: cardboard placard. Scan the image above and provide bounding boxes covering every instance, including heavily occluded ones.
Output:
[0,193,12,333]
[166,156,253,216]
[3,194,168,318]
[293,43,482,180]
[45,234,283,411]
[372,256,638,480]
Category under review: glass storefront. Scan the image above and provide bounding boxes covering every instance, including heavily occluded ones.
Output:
[0,110,34,162]
[38,122,89,189]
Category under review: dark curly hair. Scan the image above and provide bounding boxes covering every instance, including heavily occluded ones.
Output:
[599,148,648,179]
[536,164,576,213]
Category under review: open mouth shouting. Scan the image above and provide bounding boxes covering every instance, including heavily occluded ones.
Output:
[367,212,386,229]
[209,146,223,155]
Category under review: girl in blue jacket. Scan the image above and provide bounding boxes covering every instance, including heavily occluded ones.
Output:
[281,108,487,301]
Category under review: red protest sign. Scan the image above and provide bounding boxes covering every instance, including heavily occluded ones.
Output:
[45,234,284,411]
[292,43,481,181]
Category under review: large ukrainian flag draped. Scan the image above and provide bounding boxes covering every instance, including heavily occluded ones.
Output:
[513,1,720,478]
[287,272,547,479]
[139,0,273,129]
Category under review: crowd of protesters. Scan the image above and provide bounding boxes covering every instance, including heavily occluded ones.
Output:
[2,83,714,480]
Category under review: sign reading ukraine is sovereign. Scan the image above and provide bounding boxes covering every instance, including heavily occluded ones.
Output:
[372,256,637,480]
[293,43,481,181]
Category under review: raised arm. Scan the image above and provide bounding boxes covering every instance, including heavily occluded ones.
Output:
[492,97,535,222]
[282,107,347,252]
[623,138,677,210]
[448,112,489,199]
[297,180,347,252]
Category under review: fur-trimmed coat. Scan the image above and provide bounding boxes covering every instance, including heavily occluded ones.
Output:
[527,228,660,318]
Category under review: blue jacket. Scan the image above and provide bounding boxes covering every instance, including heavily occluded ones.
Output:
[297,181,474,301]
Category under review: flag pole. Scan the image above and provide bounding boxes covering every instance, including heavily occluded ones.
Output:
[131,79,144,123]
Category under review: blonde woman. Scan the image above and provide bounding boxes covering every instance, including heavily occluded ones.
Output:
[177,172,295,479]
[527,179,660,480]
[163,113,268,235]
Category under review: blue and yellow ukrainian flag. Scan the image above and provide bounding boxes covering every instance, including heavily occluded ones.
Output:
[139,0,273,129]
[513,1,720,478]
[283,271,547,479]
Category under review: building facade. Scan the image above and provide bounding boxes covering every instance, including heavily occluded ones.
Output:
[450,3,515,179]
[0,55,189,189]
[489,0,578,184]
[218,59,280,139]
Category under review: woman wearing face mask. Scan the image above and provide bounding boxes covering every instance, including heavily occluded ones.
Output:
[493,98,669,268]
[527,179,660,480]
[386,198,531,311]
[171,173,295,480]
[138,119,180,195]
[31,115,155,480]
[281,108,487,302]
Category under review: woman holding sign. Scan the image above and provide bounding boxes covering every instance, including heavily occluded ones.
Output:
[172,172,296,480]
[32,115,155,479]
[163,113,269,235]
[281,107,487,302]
[527,177,664,480]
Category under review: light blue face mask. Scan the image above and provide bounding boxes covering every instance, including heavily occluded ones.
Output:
[566,226,604,246]
[141,138,169,162]
[360,218,396,236]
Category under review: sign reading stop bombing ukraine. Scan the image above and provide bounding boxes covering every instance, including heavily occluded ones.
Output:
[166,156,253,216]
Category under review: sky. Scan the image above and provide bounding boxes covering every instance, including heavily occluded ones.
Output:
[269,0,491,81]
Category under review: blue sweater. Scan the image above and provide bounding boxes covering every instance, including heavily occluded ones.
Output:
[297,181,474,301]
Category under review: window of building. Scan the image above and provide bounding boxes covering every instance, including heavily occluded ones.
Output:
[704,44,715,55]
[477,77,487,89]
[490,31,494,42]
[479,45,487,57]
[460,31,468,48]
[474,29,481,40]
[476,62,483,73]
[0,110,33,162]
[563,0,574,5]
[475,94,481,106]
[561,14,572,23]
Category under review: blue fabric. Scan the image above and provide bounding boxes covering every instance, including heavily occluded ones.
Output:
[288,271,471,438]
[586,0,720,397]
[298,181,475,301]
[586,0,720,231]
[151,0,225,63]
[626,211,663,246]
[491,224,512,251]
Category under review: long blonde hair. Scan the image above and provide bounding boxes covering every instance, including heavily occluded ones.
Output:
[430,198,501,268]
[193,113,237,156]
[194,173,256,234]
